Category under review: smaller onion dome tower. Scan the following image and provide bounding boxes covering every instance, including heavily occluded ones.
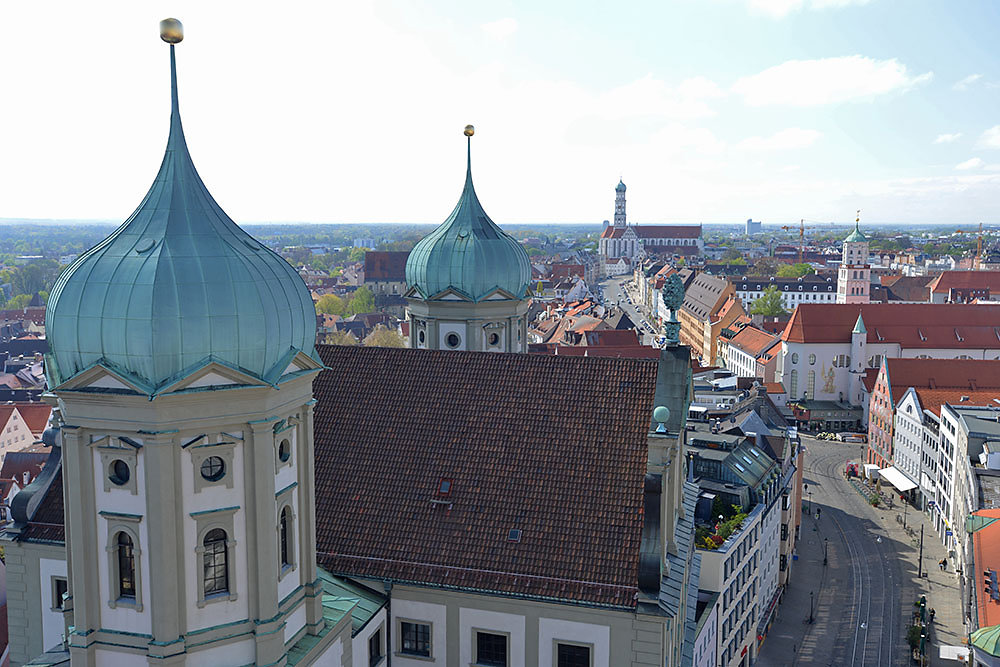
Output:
[404,125,531,352]
[837,210,870,304]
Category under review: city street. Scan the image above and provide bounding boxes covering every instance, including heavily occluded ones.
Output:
[597,276,657,343]
[758,437,964,666]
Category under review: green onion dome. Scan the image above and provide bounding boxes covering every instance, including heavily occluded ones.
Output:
[45,44,317,393]
[616,179,626,193]
[405,135,531,302]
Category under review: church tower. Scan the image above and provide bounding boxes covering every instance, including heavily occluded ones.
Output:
[43,21,325,665]
[837,210,870,304]
[614,179,627,228]
[404,126,531,352]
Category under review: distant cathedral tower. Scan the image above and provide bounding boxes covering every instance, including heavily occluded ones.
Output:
[404,126,532,352]
[40,21,325,665]
[837,211,870,304]
[614,179,627,228]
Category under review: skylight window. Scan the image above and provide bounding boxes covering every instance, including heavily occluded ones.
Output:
[507,529,522,543]
[734,462,746,472]
[438,479,453,496]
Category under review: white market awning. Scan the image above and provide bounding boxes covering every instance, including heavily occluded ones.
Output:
[878,466,917,492]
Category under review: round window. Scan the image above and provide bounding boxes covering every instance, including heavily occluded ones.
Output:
[109,459,130,486]
[446,333,461,348]
[278,439,291,463]
[488,332,500,346]
[791,353,799,364]
[418,330,425,344]
[200,456,226,482]
[808,354,816,365]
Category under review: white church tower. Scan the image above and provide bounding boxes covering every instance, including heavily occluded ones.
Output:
[614,179,627,228]
[39,20,326,665]
[837,210,871,304]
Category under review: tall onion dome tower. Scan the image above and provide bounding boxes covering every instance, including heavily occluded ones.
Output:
[37,20,327,666]
[404,125,532,352]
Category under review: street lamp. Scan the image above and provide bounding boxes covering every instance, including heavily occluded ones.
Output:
[808,590,815,624]
[823,538,828,567]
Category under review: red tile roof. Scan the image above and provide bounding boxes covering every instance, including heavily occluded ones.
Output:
[728,326,779,358]
[762,382,786,395]
[928,270,1000,294]
[914,389,1000,416]
[632,225,702,239]
[583,329,640,347]
[973,509,1000,628]
[600,227,624,239]
[364,251,408,281]
[781,303,1000,348]
[312,345,662,608]
[13,403,50,436]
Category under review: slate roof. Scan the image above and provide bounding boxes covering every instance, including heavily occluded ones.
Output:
[364,251,408,282]
[781,303,1000,347]
[0,451,49,486]
[16,461,64,544]
[681,273,730,321]
[312,345,661,608]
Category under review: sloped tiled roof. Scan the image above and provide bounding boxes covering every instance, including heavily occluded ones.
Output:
[0,451,48,485]
[14,403,50,435]
[633,225,702,239]
[928,270,1000,295]
[599,226,624,239]
[313,345,660,608]
[879,275,933,302]
[729,326,780,358]
[364,251,409,281]
[681,273,730,320]
[781,303,1000,347]
[973,509,1000,629]
[883,358,1000,405]
[18,463,64,544]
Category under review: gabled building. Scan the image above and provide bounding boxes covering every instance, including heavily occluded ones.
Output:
[363,251,409,296]
[679,274,747,366]
[313,344,701,667]
[928,270,1000,303]
[776,303,1000,408]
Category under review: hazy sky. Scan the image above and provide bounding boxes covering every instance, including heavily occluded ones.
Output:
[3,1,1000,225]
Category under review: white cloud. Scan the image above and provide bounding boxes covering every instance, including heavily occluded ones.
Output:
[934,132,962,144]
[954,73,983,91]
[745,0,871,18]
[736,127,822,151]
[978,126,1000,149]
[955,158,985,171]
[733,56,932,106]
[481,17,518,41]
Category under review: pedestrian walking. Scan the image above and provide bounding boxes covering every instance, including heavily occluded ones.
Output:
[939,558,947,571]
[930,608,936,623]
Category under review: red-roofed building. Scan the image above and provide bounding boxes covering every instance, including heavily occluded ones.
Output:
[928,270,1000,303]
[363,251,408,296]
[598,180,703,274]
[722,325,780,382]
[0,403,49,461]
[776,303,1000,409]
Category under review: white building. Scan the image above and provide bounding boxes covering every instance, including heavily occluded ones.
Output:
[776,303,1000,407]
[697,504,763,667]
[731,275,836,312]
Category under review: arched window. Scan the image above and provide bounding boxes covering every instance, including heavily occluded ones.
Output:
[280,507,292,568]
[789,370,798,399]
[203,529,229,596]
[117,532,136,599]
[807,370,816,400]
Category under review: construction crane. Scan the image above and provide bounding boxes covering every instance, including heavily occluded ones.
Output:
[779,219,818,264]
[954,222,984,270]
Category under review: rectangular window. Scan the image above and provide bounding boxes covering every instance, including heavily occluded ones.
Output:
[52,577,68,610]
[476,631,508,667]
[557,643,592,667]
[400,621,431,657]
[369,628,383,667]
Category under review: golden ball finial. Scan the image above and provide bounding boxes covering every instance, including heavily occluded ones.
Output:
[464,124,475,137]
[160,18,184,44]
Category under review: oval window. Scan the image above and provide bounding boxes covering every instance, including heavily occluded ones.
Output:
[791,353,799,364]
[200,456,226,482]
[808,354,816,365]
[109,460,130,486]
[446,333,461,349]
[488,333,500,346]
[278,439,291,463]
[418,330,425,344]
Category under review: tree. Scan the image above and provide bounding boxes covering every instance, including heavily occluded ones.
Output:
[348,247,368,263]
[316,294,345,315]
[752,257,779,276]
[346,286,375,315]
[325,330,358,346]
[776,263,815,278]
[363,325,405,348]
[722,248,744,262]
[750,285,788,317]
[5,294,31,309]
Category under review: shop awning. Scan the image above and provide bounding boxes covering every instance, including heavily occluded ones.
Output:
[878,466,917,492]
